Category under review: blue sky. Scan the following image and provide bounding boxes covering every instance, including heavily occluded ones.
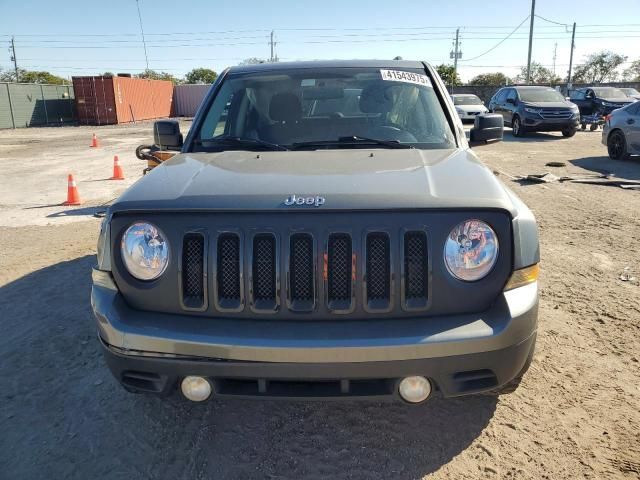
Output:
[1,0,638,82]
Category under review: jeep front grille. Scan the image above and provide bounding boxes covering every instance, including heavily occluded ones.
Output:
[288,233,315,311]
[326,233,354,312]
[365,232,392,311]
[181,233,206,310]
[216,233,242,311]
[251,233,279,311]
[177,227,431,316]
[403,231,429,309]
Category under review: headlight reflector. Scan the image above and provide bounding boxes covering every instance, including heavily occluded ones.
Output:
[121,222,169,281]
[444,220,499,282]
[524,107,542,114]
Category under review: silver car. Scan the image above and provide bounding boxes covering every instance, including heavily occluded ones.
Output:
[451,94,489,122]
[602,101,640,159]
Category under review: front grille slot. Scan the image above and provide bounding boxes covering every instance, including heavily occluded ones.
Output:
[365,232,391,311]
[251,233,279,311]
[288,233,315,311]
[403,231,428,310]
[181,233,205,310]
[326,233,353,312]
[216,233,242,311]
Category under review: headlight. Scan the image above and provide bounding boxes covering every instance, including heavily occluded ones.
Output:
[601,101,614,107]
[121,222,169,281]
[524,107,542,114]
[444,220,499,282]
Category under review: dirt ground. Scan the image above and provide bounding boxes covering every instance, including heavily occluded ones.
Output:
[0,124,639,479]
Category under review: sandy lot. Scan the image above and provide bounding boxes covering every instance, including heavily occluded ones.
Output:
[0,124,639,479]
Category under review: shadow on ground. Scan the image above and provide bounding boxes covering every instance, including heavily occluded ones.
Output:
[46,205,107,218]
[571,155,640,181]
[0,255,497,480]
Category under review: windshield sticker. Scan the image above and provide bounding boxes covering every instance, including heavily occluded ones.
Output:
[380,69,432,87]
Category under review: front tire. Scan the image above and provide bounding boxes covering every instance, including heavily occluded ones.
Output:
[511,115,525,137]
[607,130,628,160]
[562,127,577,137]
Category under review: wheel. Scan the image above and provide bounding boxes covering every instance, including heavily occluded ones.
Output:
[607,130,628,160]
[590,123,599,132]
[561,127,577,138]
[581,122,587,130]
[511,115,525,137]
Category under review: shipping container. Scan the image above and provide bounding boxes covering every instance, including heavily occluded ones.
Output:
[172,84,211,117]
[0,82,75,129]
[72,76,173,125]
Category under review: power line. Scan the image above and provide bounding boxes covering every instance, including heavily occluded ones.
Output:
[460,16,531,62]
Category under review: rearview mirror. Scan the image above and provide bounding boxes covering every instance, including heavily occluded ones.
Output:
[470,114,504,145]
[153,120,183,150]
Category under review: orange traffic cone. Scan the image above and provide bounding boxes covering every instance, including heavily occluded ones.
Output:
[110,155,125,180]
[63,174,82,205]
[90,133,99,148]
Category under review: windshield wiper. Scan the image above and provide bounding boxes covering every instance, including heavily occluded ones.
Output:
[291,136,413,150]
[196,136,289,151]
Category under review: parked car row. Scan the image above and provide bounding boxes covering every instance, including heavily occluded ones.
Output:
[452,85,638,161]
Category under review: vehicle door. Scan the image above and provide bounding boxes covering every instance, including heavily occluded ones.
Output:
[489,89,507,116]
[624,102,640,153]
[503,89,518,126]
[570,88,590,115]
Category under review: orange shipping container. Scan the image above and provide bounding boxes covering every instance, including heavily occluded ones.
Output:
[72,76,173,125]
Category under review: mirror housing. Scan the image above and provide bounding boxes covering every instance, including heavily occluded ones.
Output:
[470,114,504,145]
[506,97,516,105]
[153,120,183,150]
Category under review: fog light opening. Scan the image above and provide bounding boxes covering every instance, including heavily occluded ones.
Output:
[181,376,212,402]
[398,376,432,404]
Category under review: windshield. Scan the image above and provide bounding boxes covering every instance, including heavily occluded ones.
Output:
[518,88,566,103]
[452,95,483,105]
[193,67,456,151]
[592,87,627,99]
[620,88,640,96]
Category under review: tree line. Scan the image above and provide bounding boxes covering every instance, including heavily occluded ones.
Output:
[0,67,219,85]
[1,52,639,87]
[436,51,640,86]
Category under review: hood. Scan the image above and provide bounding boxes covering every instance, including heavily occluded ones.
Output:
[522,101,574,109]
[596,97,634,104]
[110,149,517,214]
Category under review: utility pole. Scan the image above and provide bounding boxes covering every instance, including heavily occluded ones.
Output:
[552,42,557,77]
[567,22,576,86]
[526,0,536,83]
[450,28,462,90]
[135,0,150,71]
[269,30,276,62]
[10,36,19,82]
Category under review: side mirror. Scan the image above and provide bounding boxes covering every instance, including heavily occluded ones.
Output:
[506,97,516,105]
[470,114,504,145]
[585,93,594,99]
[153,120,183,151]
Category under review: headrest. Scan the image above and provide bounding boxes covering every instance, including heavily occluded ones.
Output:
[269,92,302,122]
[359,83,393,113]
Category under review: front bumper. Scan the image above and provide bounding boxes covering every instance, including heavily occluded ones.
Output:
[92,268,538,400]
[522,113,579,131]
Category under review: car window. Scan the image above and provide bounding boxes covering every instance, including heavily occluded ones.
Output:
[492,89,506,104]
[570,89,585,101]
[194,67,456,150]
[452,95,483,106]
[506,89,517,102]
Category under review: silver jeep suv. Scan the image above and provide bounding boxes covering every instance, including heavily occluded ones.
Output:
[92,60,539,404]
